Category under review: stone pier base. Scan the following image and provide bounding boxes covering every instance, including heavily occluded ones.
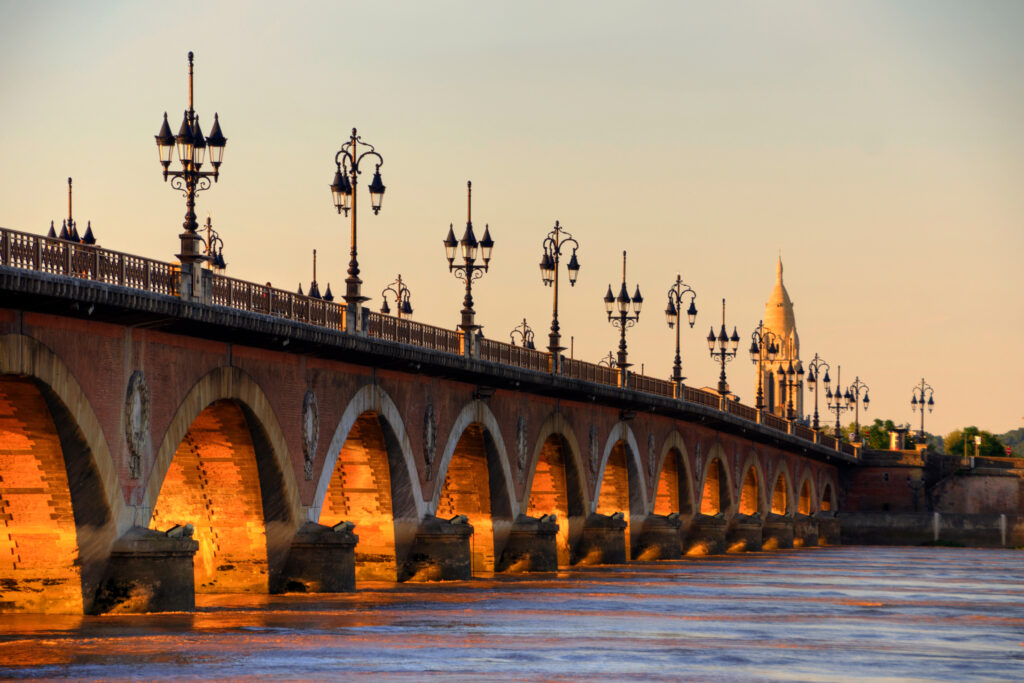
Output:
[497,514,559,572]
[400,515,474,581]
[276,522,358,593]
[816,513,840,546]
[635,513,682,560]
[727,514,763,552]
[794,514,819,547]
[686,514,727,555]
[763,513,794,549]
[577,513,628,564]
[92,526,199,614]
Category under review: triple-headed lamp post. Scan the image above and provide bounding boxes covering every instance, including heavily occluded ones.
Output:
[748,320,779,412]
[663,275,698,397]
[783,360,805,420]
[444,181,494,352]
[848,376,870,442]
[330,128,386,327]
[604,251,642,387]
[805,353,831,430]
[910,378,935,441]
[825,365,853,439]
[510,318,536,350]
[706,298,739,395]
[538,221,580,373]
[380,274,413,319]
[154,52,227,280]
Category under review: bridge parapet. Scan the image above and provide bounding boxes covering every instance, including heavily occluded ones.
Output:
[0,224,861,462]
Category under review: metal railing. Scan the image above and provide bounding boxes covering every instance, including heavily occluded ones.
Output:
[1,226,180,295]
[0,224,856,459]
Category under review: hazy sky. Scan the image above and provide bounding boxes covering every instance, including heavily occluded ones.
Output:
[1,1,1022,436]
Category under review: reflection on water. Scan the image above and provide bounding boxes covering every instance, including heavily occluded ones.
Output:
[1,547,1022,681]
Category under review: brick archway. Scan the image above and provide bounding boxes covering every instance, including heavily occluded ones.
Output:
[698,443,735,516]
[797,470,818,515]
[0,334,121,613]
[652,431,695,517]
[771,462,795,516]
[737,452,768,516]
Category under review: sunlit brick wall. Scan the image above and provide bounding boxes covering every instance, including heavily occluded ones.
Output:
[596,442,631,555]
[527,435,571,566]
[437,424,494,572]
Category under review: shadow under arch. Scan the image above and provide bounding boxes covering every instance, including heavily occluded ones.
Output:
[652,431,695,517]
[770,461,795,516]
[523,411,589,566]
[736,452,768,516]
[595,422,649,559]
[697,443,734,517]
[147,366,303,594]
[314,383,424,581]
[432,400,516,573]
[0,334,121,613]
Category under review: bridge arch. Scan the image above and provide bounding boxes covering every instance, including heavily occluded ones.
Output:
[698,442,734,516]
[0,333,121,613]
[820,475,837,512]
[736,453,768,516]
[315,383,424,581]
[432,400,516,572]
[652,431,694,517]
[524,411,588,566]
[147,365,302,593]
[797,469,818,516]
[595,422,648,558]
[770,462,795,516]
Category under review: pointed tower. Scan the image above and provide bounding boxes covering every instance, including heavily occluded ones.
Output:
[758,257,803,418]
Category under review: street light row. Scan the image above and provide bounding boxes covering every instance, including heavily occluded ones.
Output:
[152,53,935,441]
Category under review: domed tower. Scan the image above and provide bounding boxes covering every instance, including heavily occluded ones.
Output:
[759,257,803,418]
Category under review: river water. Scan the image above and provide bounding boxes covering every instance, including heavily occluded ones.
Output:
[1,546,1021,681]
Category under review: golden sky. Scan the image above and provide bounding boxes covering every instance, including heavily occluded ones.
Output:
[1,1,1022,436]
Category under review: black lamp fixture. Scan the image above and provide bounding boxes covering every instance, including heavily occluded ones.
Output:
[707,298,739,395]
[154,52,226,267]
[538,221,580,372]
[910,377,935,441]
[604,251,642,387]
[444,181,494,344]
[749,320,780,412]
[663,274,698,395]
[381,274,413,318]
[805,353,831,431]
[510,318,536,350]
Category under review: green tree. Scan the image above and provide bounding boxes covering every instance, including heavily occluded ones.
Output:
[998,427,1024,458]
[944,426,1006,459]
[846,418,906,450]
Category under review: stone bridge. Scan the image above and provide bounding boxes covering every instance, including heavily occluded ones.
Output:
[0,227,853,613]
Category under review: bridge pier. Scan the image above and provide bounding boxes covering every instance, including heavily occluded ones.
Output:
[92,526,199,614]
[816,512,840,545]
[686,513,728,555]
[763,513,795,549]
[496,514,560,572]
[794,514,819,547]
[635,513,683,560]
[578,512,628,564]
[727,513,763,552]
[275,522,358,593]
[399,515,474,581]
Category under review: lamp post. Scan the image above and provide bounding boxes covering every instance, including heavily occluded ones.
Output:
[444,181,494,354]
[330,128,386,328]
[510,318,535,349]
[663,274,698,397]
[604,251,642,387]
[825,365,854,439]
[154,51,227,283]
[748,320,779,412]
[782,360,805,420]
[380,274,413,319]
[538,221,580,373]
[598,351,617,368]
[805,353,831,430]
[706,298,738,395]
[848,376,870,442]
[910,378,935,441]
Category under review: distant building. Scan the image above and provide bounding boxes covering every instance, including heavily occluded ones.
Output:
[758,257,803,418]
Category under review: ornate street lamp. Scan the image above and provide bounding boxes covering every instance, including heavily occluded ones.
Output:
[444,181,493,351]
[825,365,854,439]
[50,177,96,245]
[805,353,831,431]
[783,360,805,421]
[154,52,227,276]
[509,318,535,350]
[749,320,779,412]
[910,378,935,441]
[380,274,413,319]
[538,221,580,372]
[706,298,739,395]
[201,215,226,270]
[330,128,386,323]
[848,376,870,442]
[664,274,698,397]
[597,351,617,368]
[604,251,642,387]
